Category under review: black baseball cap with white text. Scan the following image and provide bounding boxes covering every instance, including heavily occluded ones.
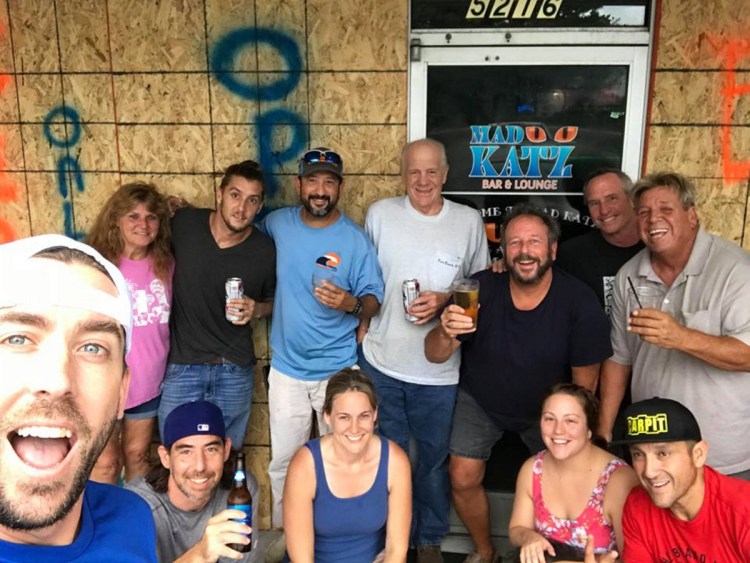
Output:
[611,397,702,446]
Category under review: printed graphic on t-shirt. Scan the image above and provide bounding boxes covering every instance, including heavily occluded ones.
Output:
[430,251,463,291]
[129,278,171,327]
[315,252,341,270]
[658,545,718,563]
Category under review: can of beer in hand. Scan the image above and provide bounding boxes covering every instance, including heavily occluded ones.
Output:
[402,279,420,322]
[225,277,244,322]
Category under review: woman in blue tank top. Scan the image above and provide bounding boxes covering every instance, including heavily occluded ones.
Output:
[284,368,411,562]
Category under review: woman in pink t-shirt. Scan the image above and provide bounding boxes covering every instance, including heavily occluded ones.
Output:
[87,182,173,483]
[509,384,639,563]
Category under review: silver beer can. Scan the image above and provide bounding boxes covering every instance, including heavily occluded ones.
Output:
[225,277,244,322]
[402,279,420,322]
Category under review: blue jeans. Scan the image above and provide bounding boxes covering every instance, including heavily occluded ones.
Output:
[358,347,456,548]
[158,361,254,449]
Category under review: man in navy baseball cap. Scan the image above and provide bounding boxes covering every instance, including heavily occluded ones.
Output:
[612,397,750,561]
[127,401,259,561]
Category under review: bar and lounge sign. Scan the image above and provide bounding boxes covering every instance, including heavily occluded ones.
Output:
[469,123,577,191]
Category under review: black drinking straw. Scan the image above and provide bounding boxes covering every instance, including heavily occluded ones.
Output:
[627,276,643,309]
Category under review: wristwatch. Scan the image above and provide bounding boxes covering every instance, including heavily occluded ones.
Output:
[350,298,363,316]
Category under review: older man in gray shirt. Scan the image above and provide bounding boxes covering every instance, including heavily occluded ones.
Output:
[599,172,750,480]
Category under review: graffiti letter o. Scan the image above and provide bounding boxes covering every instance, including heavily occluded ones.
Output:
[43,105,82,148]
[211,27,302,101]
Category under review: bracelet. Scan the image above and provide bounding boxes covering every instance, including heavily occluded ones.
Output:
[350,298,364,316]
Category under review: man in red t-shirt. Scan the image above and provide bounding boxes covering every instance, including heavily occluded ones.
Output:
[611,397,750,562]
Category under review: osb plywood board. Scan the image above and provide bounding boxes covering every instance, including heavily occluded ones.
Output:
[264,174,299,209]
[0,172,30,241]
[69,171,122,233]
[210,75,261,123]
[247,402,270,446]
[0,3,14,73]
[658,0,750,69]
[339,174,403,225]
[108,0,206,72]
[307,0,408,71]
[62,74,116,123]
[252,319,270,364]
[308,72,407,124]
[117,124,213,173]
[693,177,746,243]
[68,123,120,171]
[246,446,271,529]
[309,124,406,175]
[21,122,62,172]
[114,73,210,123]
[651,71,720,124]
[129,172,217,208]
[8,0,59,73]
[258,72,309,122]
[205,0,256,32]
[646,126,723,178]
[16,73,63,123]
[25,172,65,234]
[255,0,305,56]
[0,123,23,169]
[57,0,110,72]
[0,79,18,123]
[1,0,412,246]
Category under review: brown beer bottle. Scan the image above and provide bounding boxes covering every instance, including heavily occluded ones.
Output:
[227,450,252,553]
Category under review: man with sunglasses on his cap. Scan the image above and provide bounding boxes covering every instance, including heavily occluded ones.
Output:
[611,397,750,562]
[0,234,156,560]
[127,400,259,562]
[259,147,384,536]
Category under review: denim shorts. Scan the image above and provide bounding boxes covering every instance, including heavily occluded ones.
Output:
[124,395,160,420]
[449,387,543,460]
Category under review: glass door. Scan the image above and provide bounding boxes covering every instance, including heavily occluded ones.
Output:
[409,44,649,259]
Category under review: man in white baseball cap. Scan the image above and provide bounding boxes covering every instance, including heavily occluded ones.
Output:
[0,234,156,560]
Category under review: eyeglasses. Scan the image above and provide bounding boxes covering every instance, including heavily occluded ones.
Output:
[300,149,342,168]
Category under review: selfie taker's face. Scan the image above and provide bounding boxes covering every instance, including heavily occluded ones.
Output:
[0,259,128,531]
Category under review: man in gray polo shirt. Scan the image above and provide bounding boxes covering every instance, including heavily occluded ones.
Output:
[599,171,750,480]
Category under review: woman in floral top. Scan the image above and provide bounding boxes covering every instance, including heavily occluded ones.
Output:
[509,384,639,562]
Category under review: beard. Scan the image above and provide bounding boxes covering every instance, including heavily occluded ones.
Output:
[302,194,338,218]
[0,399,118,531]
[505,251,554,286]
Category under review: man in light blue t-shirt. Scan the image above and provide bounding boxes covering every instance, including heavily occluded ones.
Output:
[260,147,384,532]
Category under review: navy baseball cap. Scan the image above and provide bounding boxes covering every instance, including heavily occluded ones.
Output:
[163,401,226,447]
[611,397,702,446]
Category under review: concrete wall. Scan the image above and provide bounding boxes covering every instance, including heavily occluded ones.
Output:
[1,0,748,528]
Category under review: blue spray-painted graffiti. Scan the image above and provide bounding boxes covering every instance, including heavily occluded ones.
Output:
[212,28,303,101]
[43,105,85,240]
[211,26,308,205]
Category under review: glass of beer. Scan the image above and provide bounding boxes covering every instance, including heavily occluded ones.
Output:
[452,278,479,328]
